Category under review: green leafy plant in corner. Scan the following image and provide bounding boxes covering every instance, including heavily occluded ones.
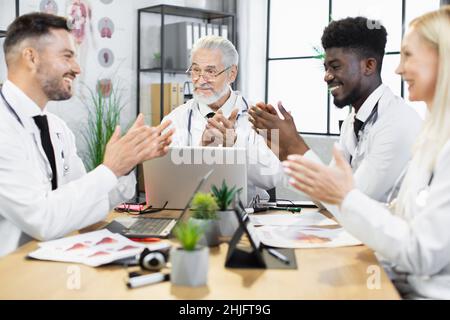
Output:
[80,80,126,172]
[211,180,242,211]
[190,192,219,220]
[312,45,325,60]
[153,52,161,60]
[173,220,204,251]
[153,52,161,68]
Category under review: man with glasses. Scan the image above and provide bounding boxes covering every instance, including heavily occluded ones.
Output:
[162,35,283,202]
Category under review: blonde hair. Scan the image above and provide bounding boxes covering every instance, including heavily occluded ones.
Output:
[396,6,450,216]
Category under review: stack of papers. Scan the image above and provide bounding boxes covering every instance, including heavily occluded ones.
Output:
[250,211,362,249]
[28,230,168,267]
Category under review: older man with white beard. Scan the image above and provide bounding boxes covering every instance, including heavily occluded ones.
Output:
[162,35,283,202]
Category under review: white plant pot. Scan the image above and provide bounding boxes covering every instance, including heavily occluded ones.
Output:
[170,246,208,287]
[217,210,239,238]
[190,218,221,247]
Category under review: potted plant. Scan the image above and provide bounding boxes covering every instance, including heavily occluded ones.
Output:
[152,52,161,68]
[190,192,220,247]
[212,180,242,238]
[170,220,208,287]
[80,79,126,171]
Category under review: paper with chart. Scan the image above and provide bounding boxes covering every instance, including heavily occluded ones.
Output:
[251,211,362,249]
[28,229,168,267]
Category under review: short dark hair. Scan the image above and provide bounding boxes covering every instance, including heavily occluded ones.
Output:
[3,12,69,56]
[321,16,387,73]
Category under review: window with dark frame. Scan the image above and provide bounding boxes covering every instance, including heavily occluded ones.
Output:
[265,0,439,136]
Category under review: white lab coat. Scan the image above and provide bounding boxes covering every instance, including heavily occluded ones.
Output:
[335,139,450,299]
[305,84,423,205]
[0,80,136,257]
[162,90,284,202]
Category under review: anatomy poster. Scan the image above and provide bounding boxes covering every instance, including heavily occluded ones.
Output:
[67,0,91,45]
[98,48,114,68]
[98,17,114,39]
[97,78,112,97]
[39,0,58,14]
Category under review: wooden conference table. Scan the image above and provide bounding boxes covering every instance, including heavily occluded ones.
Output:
[0,209,400,299]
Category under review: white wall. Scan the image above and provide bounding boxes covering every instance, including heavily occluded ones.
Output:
[0,0,16,30]
[0,0,16,84]
[236,0,267,103]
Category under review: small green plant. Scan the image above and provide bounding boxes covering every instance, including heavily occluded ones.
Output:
[190,192,219,220]
[211,180,242,211]
[312,45,325,60]
[173,220,204,251]
[153,52,161,60]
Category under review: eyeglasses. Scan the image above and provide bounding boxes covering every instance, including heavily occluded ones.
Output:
[186,65,232,81]
[115,201,168,215]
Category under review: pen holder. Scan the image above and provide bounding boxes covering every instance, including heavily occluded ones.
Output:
[170,246,209,287]
[190,218,221,247]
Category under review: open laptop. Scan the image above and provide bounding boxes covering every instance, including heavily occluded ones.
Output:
[105,170,213,238]
[143,146,248,209]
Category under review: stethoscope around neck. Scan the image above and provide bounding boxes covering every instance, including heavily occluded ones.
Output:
[0,89,24,127]
[0,88,70,177]
[349,101,380,166]
[187,94,249,146]
[386,168,435,211]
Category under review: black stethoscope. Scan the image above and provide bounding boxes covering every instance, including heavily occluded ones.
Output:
[415,171,434,207]
[0,89,24,127]
[187,95,249,146]
[349,101,379,166]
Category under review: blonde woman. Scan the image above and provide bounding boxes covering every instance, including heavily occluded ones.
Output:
[283,6,450,299]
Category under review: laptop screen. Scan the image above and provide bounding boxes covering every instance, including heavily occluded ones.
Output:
[172,169,214,227]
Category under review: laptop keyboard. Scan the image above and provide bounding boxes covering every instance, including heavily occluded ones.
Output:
[129,218,173,235]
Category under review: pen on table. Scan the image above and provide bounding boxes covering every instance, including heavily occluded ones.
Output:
[245,207,269,214]
[245,207,301,214]
[268,206,302,213]
[267,248,290,265]
[129,237,161,243]
[127,272,170,289]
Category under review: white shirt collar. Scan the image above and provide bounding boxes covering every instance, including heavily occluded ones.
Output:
[355,83,386,122]
[1,80,46,120]
[197,88,239,118]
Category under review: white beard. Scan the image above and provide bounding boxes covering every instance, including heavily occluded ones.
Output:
[193,83,230,106]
